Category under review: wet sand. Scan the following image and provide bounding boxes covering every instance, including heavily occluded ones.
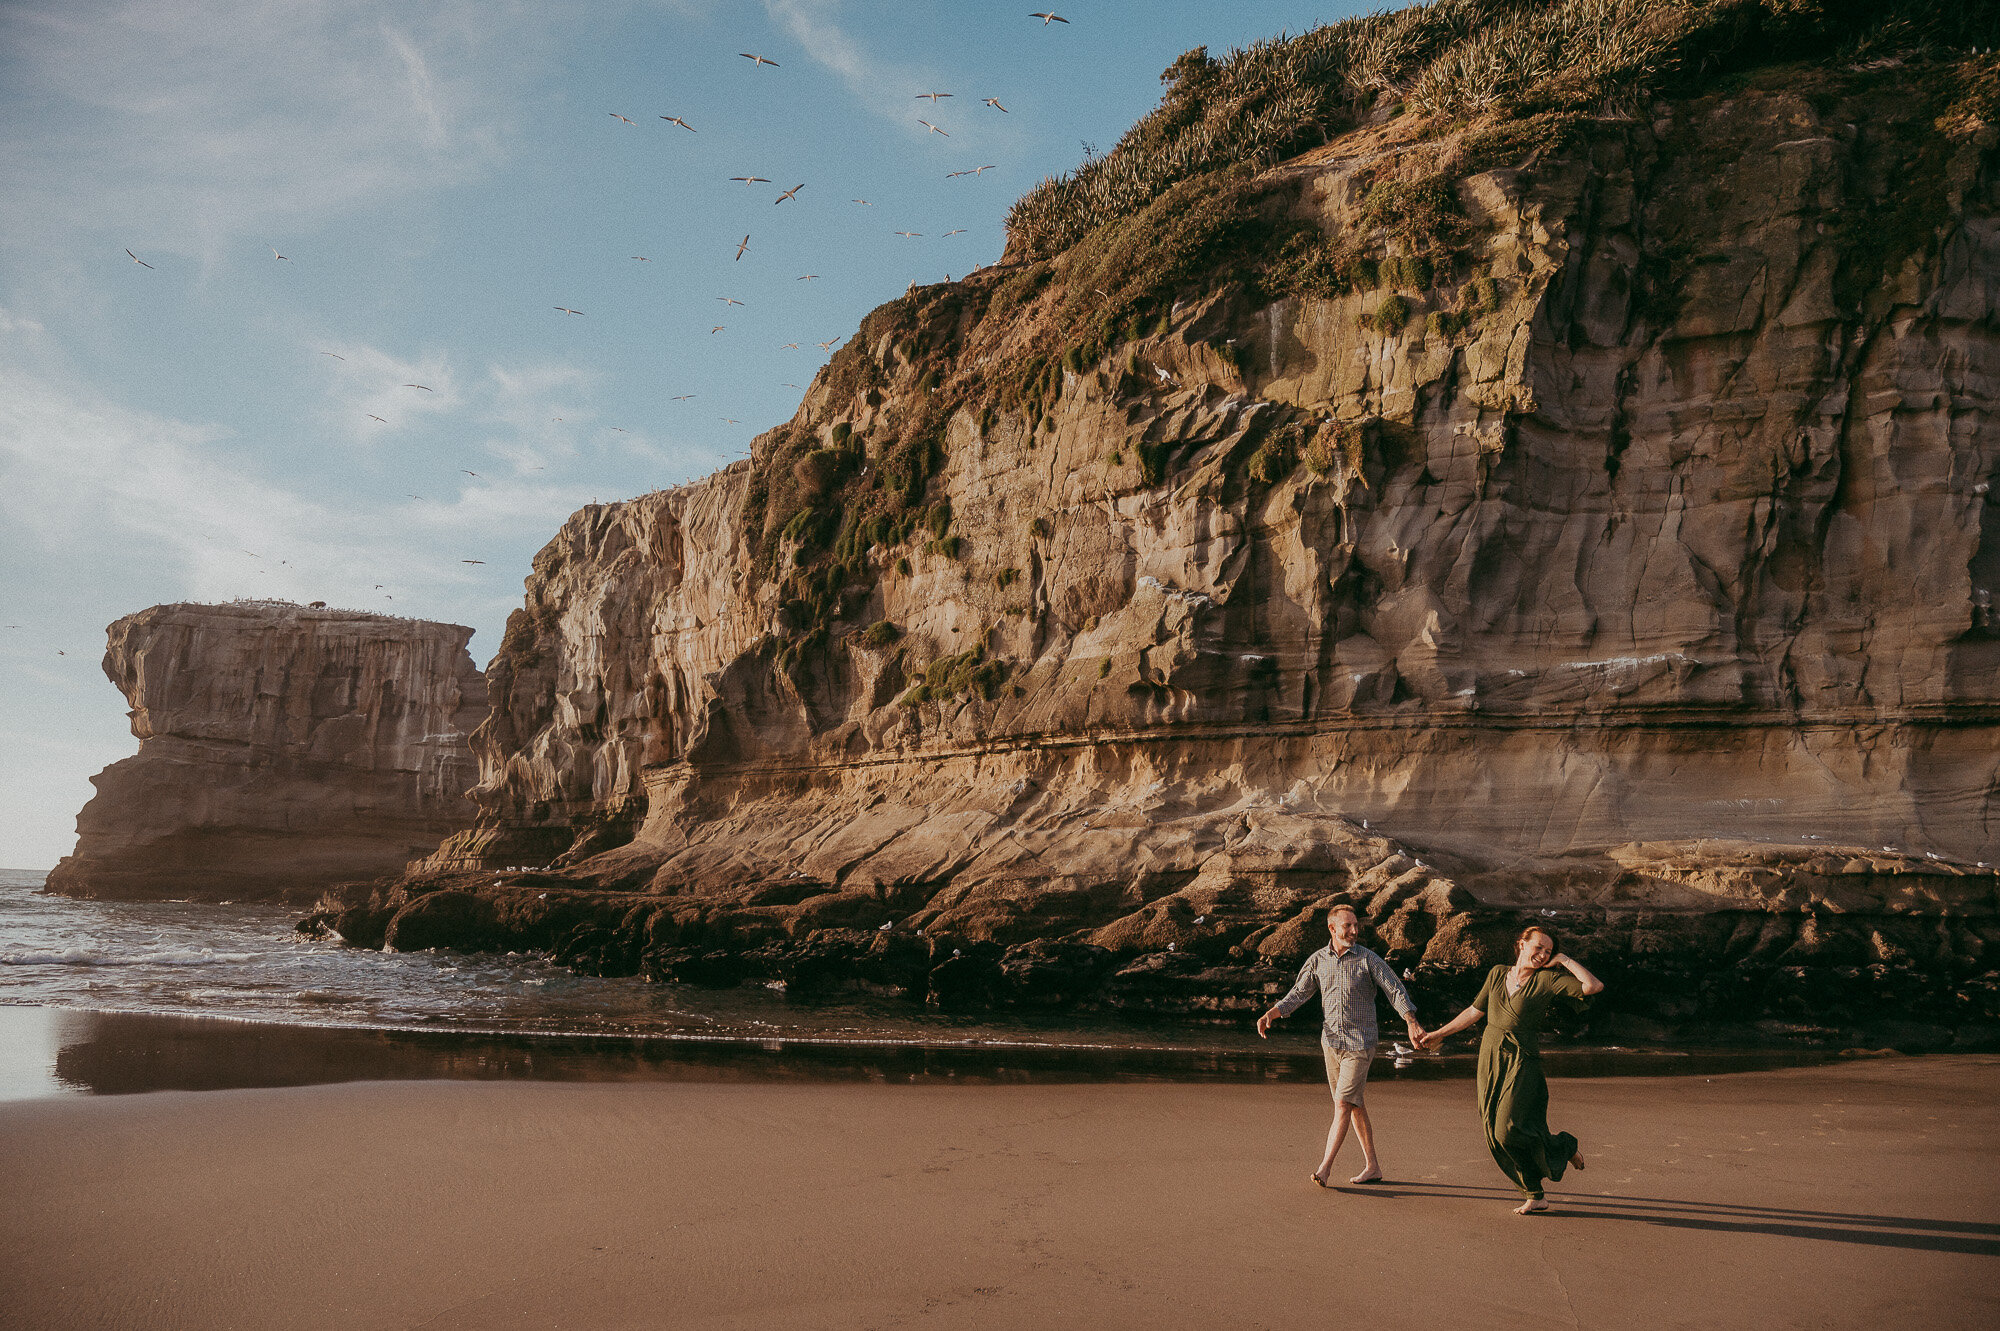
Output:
[2,1056,1995,1330]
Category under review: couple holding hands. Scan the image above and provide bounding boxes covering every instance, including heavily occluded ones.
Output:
[1256,904,1605,1214]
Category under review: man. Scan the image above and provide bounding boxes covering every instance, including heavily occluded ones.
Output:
[1256,904,1426,1186]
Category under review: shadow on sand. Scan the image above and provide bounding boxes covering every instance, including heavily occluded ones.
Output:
[1330,1181,2000,1256]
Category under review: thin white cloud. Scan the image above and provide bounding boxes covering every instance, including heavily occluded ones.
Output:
[762,0,971,141]
[0,0,565,262]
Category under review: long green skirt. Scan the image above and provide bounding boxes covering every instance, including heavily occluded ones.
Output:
[1477,1033,1576,1200]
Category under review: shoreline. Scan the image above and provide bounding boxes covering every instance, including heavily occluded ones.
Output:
[0,1004,1869,1101]
[2,1056,1995,1329]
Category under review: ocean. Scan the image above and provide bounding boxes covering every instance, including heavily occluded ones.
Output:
[0,869,1829,1099]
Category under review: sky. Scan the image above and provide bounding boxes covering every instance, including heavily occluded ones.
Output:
[0,0,1367,869]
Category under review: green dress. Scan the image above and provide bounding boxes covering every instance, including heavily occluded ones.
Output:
[1476,964,1589,1200]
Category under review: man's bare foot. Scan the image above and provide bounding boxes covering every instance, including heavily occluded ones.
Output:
[1515,1198,1549,1215]
[1350,1167,1384,1184]
[1310,1169,1331,1188]
[1570,1150,1587,1171]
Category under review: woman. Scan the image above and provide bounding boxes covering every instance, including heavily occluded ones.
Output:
[1419,926,1604,1213]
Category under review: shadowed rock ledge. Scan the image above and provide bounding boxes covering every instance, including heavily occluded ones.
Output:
[313,22,2000,1046]
[49,602,486,903]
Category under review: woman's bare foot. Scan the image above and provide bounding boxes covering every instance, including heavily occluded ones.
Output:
[1515,1198,1549,1215]
[1349,1166,1384,1184]
[1570,1150,1587,1171]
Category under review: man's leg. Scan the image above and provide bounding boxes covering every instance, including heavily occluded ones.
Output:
[1348,1102,1382,1183]
[1313,1101,1353,1184]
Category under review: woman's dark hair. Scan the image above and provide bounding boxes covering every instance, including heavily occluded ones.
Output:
[1516,924,1558,958]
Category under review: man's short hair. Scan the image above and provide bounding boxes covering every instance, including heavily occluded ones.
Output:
[1328,904,1359,922]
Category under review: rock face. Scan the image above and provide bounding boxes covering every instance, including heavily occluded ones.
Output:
[49,602,486,902]
[317,57,2000,1045]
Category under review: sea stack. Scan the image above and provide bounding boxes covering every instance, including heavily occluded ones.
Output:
[47,601,486,902]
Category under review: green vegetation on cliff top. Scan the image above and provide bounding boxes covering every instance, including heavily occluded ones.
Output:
[1007,0,2000,258]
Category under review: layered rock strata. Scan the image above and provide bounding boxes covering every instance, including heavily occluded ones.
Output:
[318,60,2000,1045]
[50,602,485,902]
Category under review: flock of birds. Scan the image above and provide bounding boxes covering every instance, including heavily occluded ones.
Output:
[74,13,1082,647]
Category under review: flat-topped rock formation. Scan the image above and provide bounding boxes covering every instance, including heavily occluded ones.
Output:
[313,8,2000,1045]
[49,602,485,902]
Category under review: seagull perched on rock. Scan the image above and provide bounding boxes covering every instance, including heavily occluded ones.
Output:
[660,115,696,131]
[739,52,779,66]
[917,119,948,136]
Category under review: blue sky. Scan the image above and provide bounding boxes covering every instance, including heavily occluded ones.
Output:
[0,0,1364,868]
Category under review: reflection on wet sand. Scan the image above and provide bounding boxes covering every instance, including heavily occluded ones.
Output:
[34,1007,1842,1096]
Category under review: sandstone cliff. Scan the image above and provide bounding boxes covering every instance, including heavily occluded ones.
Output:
[317,6,2000,1045]
[50,602,486,902]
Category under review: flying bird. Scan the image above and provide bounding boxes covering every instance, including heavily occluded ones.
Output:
[718,296,744,305]
[671,394,696,400]
[774,183,804,204]
[272,248,288,260]
[403,383,433,391]
[554,306,584,315]
[946,169,972,178]
[739,52,779,66]
[730,176,772,185]
[915,92,953,102]
[779,342,799,350]
[816,338,840,350]
[367,414,387,423]
[973,164,998,175]
[983,98,1009,111]
[721,418,740,424]
[632,256,650,261]
[459,470,479,477]
[783,383,800,388]
[734,235,751,261]
[660,115,696,131]
[917,119,949,136]
[895,230,923,238]
[462,559,485,563]
[797,274,819,280]
[853,198,872,205]
[943,228,966,236]
[1029,12,1069,24]
[125,249,153,269]
[711,325,725,333]
[320,351,345,360]
[609,113,636,124]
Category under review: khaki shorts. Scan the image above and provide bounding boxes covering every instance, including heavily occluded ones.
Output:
[1322,1042,1374,1105]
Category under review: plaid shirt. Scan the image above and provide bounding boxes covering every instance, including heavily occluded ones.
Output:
[1273,944,1417,1050]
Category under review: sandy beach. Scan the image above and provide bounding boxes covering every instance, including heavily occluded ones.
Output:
[2,1055,1995,1330]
